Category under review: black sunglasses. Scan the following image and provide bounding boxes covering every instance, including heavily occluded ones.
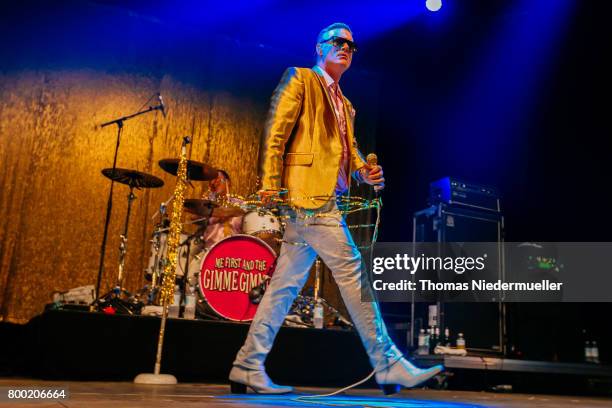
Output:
[319,36,358,53]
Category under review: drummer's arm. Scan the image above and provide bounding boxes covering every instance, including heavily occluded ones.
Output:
[232,216,244,234]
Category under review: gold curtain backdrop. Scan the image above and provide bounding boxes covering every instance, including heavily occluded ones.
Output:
[0,69,264,323]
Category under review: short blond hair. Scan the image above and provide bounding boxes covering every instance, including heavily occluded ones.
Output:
[316,22,352,44]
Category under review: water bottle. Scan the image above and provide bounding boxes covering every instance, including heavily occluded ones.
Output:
[457,332,466,349]
[417,329,429,355]
[168,284,181,318]
[313,299,324,329]
[184,288,197,320]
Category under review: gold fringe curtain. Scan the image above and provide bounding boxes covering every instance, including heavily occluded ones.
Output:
[0,70,263,323]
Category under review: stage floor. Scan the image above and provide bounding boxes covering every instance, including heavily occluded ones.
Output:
[2,378,611,408]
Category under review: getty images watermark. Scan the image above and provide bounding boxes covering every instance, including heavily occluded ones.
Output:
[361,242,612,302]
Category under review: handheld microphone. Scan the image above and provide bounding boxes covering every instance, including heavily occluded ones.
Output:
[366,153,383,193]
[249,277,270,304]
[157,93,167,118]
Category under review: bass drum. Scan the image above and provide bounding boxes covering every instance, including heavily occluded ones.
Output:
[195,235,277,322]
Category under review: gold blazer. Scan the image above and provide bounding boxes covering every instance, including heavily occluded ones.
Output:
[259,67,367,209]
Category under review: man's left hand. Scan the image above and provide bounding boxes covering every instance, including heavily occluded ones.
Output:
[362,164,385,190]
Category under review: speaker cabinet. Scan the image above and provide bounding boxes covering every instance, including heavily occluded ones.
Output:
[412,203,505,354]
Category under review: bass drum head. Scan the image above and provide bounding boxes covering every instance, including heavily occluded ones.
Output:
[198,235,277,322]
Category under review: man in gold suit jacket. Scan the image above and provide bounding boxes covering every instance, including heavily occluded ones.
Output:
[230,22,442,395]
[258,64,372,208]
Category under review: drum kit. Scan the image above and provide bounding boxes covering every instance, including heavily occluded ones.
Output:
[90,96,359,327]
[95,156,289,321]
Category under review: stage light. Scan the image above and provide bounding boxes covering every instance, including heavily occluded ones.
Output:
[426,0,442,12]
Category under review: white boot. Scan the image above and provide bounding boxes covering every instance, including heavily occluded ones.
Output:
[375,358,444,395]
[229,365,293,394]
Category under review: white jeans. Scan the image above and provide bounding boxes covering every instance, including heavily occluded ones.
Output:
[233,201,402,372]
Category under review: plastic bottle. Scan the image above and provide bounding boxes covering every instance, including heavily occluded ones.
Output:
[183,287,196,320]
[168,284,181,318]
[417,329,428,355]
[457,332,466,349]
[313,299,324,329]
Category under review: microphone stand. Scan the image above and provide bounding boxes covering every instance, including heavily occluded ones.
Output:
[93,103,164,309]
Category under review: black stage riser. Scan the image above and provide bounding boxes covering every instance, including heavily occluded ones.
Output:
[10,311,374,386]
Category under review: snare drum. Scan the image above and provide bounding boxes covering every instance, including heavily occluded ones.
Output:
[194,235,277,321]
[242,210,283,254]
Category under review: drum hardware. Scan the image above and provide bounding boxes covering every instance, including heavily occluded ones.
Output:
[141,197,213,307]
[143,225,202,305]
[284,258,354,329]
[287,294,353,329]
[144,220,171,305]
[141,160,216,307]
[176,222,209,310]
[150,193,174,221]
[95,168,164,314]
[321,298,354,328]
[95,95,166,309]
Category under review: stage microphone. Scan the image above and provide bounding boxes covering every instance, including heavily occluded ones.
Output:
[249,277,270,305]
[366,153,383,193]
[157,93,167,118]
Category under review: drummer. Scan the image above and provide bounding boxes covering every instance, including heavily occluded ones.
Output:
[200,170,243,249]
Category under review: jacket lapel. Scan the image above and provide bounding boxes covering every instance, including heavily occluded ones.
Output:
[341,95,354,142]
[312,68,337,118]
[311,68,352,140]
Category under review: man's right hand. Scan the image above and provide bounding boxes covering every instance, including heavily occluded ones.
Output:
[259,190,280,207]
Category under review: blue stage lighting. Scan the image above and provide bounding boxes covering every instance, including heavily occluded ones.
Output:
[426,0,442,12]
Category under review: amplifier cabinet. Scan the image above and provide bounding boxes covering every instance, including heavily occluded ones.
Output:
[411,203,505,354]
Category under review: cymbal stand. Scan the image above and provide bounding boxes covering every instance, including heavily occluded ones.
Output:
[97,185,141,314]
[117,186,137,288]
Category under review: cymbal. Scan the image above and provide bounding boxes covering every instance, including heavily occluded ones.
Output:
[184,199,218,218]
[158,159,218,181]
[102,168,164,189]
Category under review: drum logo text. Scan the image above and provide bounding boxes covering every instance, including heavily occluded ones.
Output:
[202,256,270,293]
